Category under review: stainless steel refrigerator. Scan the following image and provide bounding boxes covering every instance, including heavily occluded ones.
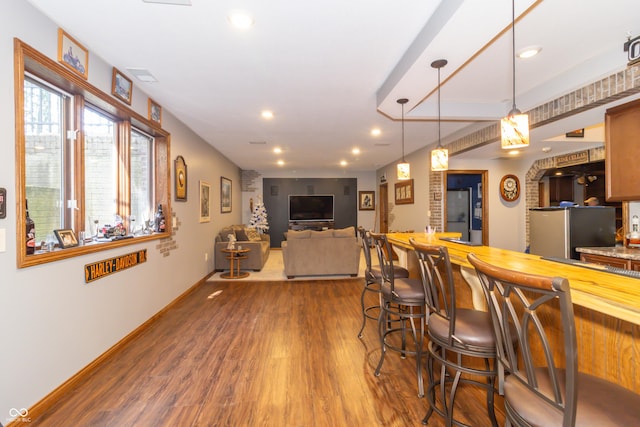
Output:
[529,207,616,260]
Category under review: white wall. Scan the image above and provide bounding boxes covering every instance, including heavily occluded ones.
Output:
[0,0,241,417]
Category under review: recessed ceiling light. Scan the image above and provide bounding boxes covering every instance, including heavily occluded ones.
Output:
[127,68,158,82]
[273,147,282,154]
[261,110,274,119]
[508,150,519,155]
[340,160,348,166]
[352,148,360,155]
[542,146,552,153]
[371,128,381,136]
[277,160,284,166]
[143,0,191,5]
[517,46,541,59]
[228,11,254,30]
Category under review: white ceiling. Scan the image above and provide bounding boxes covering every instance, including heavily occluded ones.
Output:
[25,0,640,172]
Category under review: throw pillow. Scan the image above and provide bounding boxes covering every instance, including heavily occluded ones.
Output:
[235,227,249,241]
[311,229,333,238]
[219,226,234,242]
[245,227,262,241]
[287,230,312,239]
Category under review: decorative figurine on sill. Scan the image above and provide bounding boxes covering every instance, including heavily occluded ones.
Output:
[227,233,236,250]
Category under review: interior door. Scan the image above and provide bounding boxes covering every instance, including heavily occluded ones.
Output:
[379,183,388,232]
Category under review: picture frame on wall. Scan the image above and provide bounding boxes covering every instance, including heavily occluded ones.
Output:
[54,229,79,249]
[199,180,210,222]
[358,191,375,211]
[220,177,232,213]
[111,67,132,105]
[148,98,162,125]
[394,179,414,205]
[57,28,88,79]
[174,155,187,201]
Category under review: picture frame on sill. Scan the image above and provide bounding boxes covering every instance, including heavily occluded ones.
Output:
[57,28,88,79]
[148,98,162,126]
[54,229,79,249]
[358,191,375,211]
[174,155,187,201]
[394,179,414,205]
[111,67,132,105]
[220,177,232,213]
[199,180,210,223]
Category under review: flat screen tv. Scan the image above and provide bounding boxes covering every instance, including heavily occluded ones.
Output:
[288,195,334,222]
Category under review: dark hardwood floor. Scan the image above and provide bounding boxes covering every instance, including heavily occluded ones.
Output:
[31,278,504,426]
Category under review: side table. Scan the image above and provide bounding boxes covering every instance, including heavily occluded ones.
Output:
[220,248,251,279]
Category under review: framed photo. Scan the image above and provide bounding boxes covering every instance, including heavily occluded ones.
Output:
[394,179,414,205]
[220,177,232,213]
[111,68,132,105]
[148,98,162,125]
[54,229,78,248]
[57,28,88,79]
[174,155,187,201]
[199,181,210,223]
[358,191,375,211]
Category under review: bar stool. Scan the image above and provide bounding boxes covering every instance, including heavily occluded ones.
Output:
[357,227,409,338]
[468,253,640,427]
[411,239,497,427]
[370,232,426,397]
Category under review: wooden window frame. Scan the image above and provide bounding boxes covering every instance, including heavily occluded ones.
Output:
[14,38,171,268]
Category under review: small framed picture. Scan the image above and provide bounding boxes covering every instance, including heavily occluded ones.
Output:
[148,98,162,125]
[199,180,210,223]
[358,191,375,211]
[220,177,232,213]
[394,179,414,205]
[111,68,132,105]
[57,28,89,79]
[54,229,79,248]
[174,155,187,201]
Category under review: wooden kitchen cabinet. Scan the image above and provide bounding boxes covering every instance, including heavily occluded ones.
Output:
[605,98,640,201]
[581,252,630,269]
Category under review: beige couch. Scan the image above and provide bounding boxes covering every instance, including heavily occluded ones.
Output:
[214,225,270,271]
[281,226,360,279]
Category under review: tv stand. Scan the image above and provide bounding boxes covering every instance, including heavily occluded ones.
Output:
[288,221,334,231]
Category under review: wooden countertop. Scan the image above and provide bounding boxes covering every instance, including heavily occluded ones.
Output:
[387,232,640,326]
[577,245,640,260]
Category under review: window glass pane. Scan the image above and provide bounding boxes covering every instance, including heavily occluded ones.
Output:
[24,78,65,243]
[130,129,153,233]
[84,108,117,236]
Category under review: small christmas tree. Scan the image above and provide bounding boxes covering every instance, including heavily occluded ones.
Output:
[249,199,269,234]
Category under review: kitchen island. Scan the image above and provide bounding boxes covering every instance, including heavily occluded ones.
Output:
[387,232,640,394]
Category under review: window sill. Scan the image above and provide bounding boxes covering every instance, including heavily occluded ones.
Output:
[19,232,169,268]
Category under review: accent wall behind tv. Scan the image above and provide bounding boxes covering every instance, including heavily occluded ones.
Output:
[263,178,358,248]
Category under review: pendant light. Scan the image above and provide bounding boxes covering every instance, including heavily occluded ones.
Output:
[501,0,529,149]
[396,98,410,180]
[430,59,449,171]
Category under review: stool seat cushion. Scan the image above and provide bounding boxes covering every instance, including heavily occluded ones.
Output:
[381,277,424,302]
[370,265,410,280]
[428,308,495,350]
[505,368,640,426]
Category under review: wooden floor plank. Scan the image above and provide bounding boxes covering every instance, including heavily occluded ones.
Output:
[31,279,504,427]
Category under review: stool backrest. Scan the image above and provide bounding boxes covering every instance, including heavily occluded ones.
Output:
[467,253,578,427]
[410,239,456,339]
[369,232,397,292]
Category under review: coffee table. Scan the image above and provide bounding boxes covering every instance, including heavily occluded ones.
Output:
[220,248,250,279]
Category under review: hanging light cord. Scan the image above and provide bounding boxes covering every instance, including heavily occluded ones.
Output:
[437,66,442,148]
[401,102,405,161]
[510,0,517,115]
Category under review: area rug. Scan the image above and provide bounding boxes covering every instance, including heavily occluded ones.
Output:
[208,249,368,282]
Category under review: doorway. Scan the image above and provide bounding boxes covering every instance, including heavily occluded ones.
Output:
[445,170,488,245]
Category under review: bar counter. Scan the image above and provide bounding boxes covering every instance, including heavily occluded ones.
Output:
[387,232,640,326]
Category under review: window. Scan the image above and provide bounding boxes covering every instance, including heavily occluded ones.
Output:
[15,38,170,268]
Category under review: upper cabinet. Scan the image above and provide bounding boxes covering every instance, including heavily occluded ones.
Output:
[606,98,640,201]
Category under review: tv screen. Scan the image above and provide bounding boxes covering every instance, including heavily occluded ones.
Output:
[288,195,334,222]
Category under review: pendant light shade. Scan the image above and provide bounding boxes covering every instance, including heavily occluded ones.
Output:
[501,0,529,149]
[396,98,411,180]
[430,59,448,171]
